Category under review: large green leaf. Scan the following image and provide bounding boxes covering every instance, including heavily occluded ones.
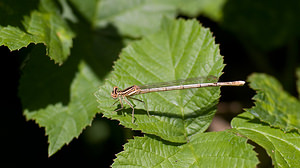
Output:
[246,73,300,132]
[25,61,101,156]
[113,131,258,167]
[232,112,300,168]
[95,18,225,143]
[69,0,226,38]
[0,0,74,64]
[70,0,176,38]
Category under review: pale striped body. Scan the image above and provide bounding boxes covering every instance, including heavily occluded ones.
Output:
[110,80,245,123]
[138,81,245,94]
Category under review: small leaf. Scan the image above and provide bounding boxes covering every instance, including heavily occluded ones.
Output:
[176,0,226,21]
[247,73,300,132]
[0,0,75,64]
[95,18,225,143]
[113,132,259,168]
[232,112,300,168]
[0,25,37,50]
[25,61,101,156]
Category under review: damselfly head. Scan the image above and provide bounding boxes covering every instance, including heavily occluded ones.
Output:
[111,86,119,99]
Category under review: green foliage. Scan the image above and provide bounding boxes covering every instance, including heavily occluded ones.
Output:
[232,112,300,167]
[177,0,226,20]
[25,61,101,156]
[246,73,300,132]
[69,0,225,37]
[1,0,300,167]
[95,19,224,143]
[113,132,258,167]
[231,73,300,167]
[0,0,74,64]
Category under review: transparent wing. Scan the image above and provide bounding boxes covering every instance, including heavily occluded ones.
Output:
[139,75,218,89]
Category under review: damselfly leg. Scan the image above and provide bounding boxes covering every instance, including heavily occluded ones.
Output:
[128,97,149,117]
[112,95,149,123]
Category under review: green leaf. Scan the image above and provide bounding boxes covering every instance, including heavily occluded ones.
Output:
[232,112,300,168]
[113,132,258,167]
[20,8,123,155]
[0,25,38,49]
[0,0,75,64]
[25,61,101,156]
[247,73,300,133]
[176,0,226,21]
[95,18,225,143]
[19,44,75,110]
[69,0,225,38]
[70,0,176,38]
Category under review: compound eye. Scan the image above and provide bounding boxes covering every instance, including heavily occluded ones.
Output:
[111,86,118,99]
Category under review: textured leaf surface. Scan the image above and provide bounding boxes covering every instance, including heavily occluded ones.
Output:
[232,112,300,168]
[0,0,74,64]
[113,132,258,168]
[25,61,101,156]
[95,19,224,143]
[247,73,300,132]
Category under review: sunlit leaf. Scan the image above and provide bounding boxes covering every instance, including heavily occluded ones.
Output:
[0,0,75,64]
[247,73,300,132]
[232,112,300,168]
[113,132,258,168]
[95,18,225,143]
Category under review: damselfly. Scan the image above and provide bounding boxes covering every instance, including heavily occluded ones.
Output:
[111,76,245,123]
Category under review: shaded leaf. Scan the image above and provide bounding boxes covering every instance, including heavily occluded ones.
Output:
[25,61,101,156]
[20,10,124,156]
[69,0,226,38]
[95,18,225,143]
[176,0,226,21]
[113,132,258,168]
[19,44,77,110]
[232,112,300,168]
[70,0,176,38]
[247,73,300,132]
